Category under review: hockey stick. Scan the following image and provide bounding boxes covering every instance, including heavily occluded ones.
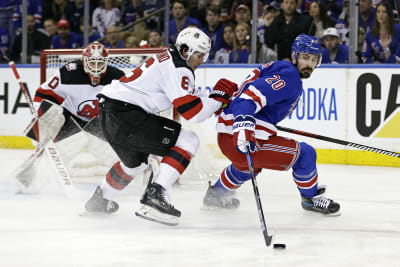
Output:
[9,61,75,196]
[276,125,400,158]
[245,147,273,247]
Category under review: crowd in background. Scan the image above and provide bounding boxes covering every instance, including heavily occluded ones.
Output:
[0,0,400,64]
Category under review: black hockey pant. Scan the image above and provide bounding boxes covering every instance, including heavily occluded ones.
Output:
[98,97,182,168]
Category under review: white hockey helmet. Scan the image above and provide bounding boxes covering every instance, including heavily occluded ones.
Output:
[175,27,211,63]
[82,41,109,86]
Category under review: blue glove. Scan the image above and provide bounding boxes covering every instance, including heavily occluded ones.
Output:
[233,115,257,153]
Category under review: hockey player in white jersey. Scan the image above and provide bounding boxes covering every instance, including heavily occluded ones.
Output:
[84,27,238,225]
[22,42,125,187]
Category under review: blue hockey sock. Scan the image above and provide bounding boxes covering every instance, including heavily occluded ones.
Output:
[214,164,252,192]
[292,142,318,198]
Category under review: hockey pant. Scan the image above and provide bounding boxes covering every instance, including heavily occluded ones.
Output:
[215,133,318,198]
[99,97,197,192]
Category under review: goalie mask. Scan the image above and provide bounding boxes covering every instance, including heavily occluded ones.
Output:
[82,42,109,86]
[175,27,211,63]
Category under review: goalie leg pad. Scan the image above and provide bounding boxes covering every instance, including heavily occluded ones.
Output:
[25,100,65,145]
[85,133,119,167]
[54,131,89,166]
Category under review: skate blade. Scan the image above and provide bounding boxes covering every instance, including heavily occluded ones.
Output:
[79,210,114,217]
[200,204,239,212]
[303,210,341,217]
[135,205,179,226]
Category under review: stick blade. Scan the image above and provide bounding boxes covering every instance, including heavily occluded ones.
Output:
[263,231,273,247]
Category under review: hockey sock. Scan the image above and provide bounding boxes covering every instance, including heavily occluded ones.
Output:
[292,142,318,198]
[214,164,251,193]
[102,161,147,199]
[154,146,192,190]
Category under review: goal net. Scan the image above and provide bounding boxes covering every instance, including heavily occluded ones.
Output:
[40,48,220,185]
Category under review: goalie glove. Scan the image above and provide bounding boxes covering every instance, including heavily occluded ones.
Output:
[209,78,238,105]
[233,115,257,154]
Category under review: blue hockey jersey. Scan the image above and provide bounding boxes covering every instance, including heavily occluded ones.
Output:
[217,61,303,140]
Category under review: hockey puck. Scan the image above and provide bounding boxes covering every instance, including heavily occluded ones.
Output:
[273,243,286,250]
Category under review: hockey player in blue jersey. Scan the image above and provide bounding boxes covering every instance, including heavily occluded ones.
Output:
[203,34,340,216]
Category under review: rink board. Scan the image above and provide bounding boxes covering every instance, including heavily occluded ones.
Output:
[0,64,399,167]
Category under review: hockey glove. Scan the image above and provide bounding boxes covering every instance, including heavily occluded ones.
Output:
[209,78,238,105]
[233,115,257,154]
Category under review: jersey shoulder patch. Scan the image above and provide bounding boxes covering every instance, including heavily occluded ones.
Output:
[59,60,90,85]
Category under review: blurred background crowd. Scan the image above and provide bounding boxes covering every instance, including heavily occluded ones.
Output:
[1,0,400,64]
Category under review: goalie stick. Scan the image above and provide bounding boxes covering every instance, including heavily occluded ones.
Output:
[276,125,400,158]
[245,146,273,247]
[9,61,75,196]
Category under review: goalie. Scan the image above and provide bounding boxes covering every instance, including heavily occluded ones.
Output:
[22,42,125,188]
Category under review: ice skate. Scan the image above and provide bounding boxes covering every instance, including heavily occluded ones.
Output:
[135,183,181,226]
[301,186,340,216]
[203,181,240,210]
[84,186,119,214]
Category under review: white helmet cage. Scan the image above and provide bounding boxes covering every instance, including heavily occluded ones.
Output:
[82,42,109,85]
[175,27,211,63]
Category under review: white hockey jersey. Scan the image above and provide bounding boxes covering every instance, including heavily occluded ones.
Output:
[34,60,125,122]
[99,48,221,123]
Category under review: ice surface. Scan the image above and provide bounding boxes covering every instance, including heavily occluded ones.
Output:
[1,148,399,267]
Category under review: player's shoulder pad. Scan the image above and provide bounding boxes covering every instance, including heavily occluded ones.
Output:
[168,47,195,76]
[101,66,125,85]
[59,60,89,84]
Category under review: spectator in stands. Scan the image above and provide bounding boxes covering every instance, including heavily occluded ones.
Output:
[362,2,400,63]
[257,5,279,64]
[308,1,336,40]
[0,26,9,62]
[336,0,350,46]
[229,22,251,63]
[256,40,278,63]
[124,35,140,47]
[321,27,349,63]
[204,5,224,62]
[234,4,251,25]
[65,0,93,34]
[356,27,366,63]
[168,0,202,44]
[51,18,82,49]
[260,1,280,45]
[297,0,342,19]
[148,29,163,47]
[266,0,314,60]
[121,0,149,26]
[13,0,42,31]
[229,0,264,21]
[92,0,121,37]
[44,18,58,39]
[42,0,69,23]
[132,14,150,43]
[11,14,50,63]
[104,25,124,48]
[79,18,101,43]
[359,0,375,31]
[186,0,205,26]
[213,23,235,64]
